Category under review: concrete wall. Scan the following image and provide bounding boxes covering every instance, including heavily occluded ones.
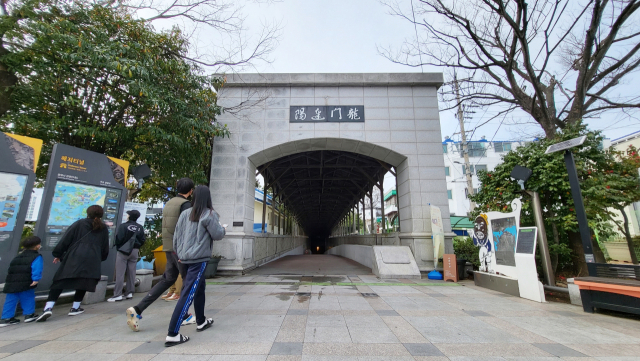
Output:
[326,244,374,269]
[328,232,454,272]
[215,234,308,275]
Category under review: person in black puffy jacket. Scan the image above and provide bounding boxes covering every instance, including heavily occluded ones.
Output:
[36,205,109,322]
[0,236,43,326]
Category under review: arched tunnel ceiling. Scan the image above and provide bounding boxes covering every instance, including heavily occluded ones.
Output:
[258,150,392,237]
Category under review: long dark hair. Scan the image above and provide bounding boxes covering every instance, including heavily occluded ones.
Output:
[87,205,106,230]
[189,185,213,222]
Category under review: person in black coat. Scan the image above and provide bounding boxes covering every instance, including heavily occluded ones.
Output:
[36,205,109,322]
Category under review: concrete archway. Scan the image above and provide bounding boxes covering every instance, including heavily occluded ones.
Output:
[209,73,454,274]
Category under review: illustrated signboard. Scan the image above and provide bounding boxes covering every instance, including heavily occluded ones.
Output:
[473,198,522,278]
[34,144,129,290]
[0,133,43,282]
[515,227,545,302]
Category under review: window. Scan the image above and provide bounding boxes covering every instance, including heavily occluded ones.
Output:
[447,190,453,199]
[475,164,488,173]
[468,142,486,157]
[474,188,479,194]
[494,142,512,152]
[462,165,475,175]
[442,144,448,153]
[445,167,450,176]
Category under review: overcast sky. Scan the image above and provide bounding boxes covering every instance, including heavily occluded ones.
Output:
[237,0,638,143]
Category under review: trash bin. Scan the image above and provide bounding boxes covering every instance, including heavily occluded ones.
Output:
[204,257,222,278]
[456,259,467,280]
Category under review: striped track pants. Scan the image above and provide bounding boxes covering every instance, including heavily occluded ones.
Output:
[167,261,207,336]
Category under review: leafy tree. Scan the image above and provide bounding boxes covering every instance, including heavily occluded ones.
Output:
[470,126,640,276]
[0,0,229,201]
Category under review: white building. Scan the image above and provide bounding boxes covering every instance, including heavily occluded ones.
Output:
[442,137,530,217]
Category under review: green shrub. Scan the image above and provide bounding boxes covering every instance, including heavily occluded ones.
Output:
[453,236,480,270]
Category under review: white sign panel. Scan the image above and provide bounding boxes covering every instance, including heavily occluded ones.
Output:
[544,135,587,154]
[431,204,444,269]
[122,202,147,227]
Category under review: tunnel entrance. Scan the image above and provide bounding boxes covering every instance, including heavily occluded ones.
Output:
[255,149,394,241]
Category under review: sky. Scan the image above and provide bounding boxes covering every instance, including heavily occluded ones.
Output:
[233,0,639,143]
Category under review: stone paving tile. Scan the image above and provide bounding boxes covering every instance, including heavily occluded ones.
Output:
[0,353,10,360]
[59,354,122,361]
[275,328,305,343]
[270,342,303,355]
[464,310,492,317]
[403,343,445,356]
[149,355,213,361]
[304,326,351,343]
[0,343,12,349]
[380,316,428,343]
[532,344,587,357]
[287,310,308,315]
[302,343,411,356]
[477,317,555,344]
[411,357,450,361]
[127,342,165,354]
[375,310,399,316]
[76,342,143,354]
[564,344,640,357]
[209,356,267,361]
[161,341,272,355]
[266,356,301,361]
[0,354,65,361]
[22,340,97,354]
[434,343,554,357]
[307,315,345,327]
[0,340,47,353]
[347,326,399,343]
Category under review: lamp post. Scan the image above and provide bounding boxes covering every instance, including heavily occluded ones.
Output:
[510,165,555,286]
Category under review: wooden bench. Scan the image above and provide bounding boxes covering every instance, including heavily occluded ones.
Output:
[574,263,640,315]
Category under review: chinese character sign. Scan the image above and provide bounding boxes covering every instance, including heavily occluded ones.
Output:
[290,106,364,123]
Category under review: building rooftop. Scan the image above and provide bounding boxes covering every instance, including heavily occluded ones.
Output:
[219,73,444,88]
[612,129,640,145]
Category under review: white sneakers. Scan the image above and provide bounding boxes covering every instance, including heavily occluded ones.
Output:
[126,307,141,332]
[107,295,123,302]
[126,293,133,299]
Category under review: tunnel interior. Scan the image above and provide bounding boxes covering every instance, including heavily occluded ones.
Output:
[256,150,393,243]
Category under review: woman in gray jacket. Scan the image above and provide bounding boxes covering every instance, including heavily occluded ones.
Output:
[165,185,225,347]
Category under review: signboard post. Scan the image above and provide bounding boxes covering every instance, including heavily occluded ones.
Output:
[545,136,595,266]
[0,133,43,282]
[34,144,129,290]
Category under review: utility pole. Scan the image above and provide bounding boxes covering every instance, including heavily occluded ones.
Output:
[454,73,475,213]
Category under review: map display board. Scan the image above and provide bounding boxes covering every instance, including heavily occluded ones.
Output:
[0,133,42,283]
[45,181,122,248]
[34,143,128,290]
[0,172,28,234]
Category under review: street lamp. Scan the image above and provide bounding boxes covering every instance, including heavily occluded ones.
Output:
[510,165,555,286]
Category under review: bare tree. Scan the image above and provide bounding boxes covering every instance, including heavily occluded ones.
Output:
[379,0,640,138]
[108,0,281,73]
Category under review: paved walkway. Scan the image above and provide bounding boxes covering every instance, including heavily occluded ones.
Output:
[0,273,639,361]
[250,255,372,275]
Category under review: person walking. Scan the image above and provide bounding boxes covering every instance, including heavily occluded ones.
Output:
[0,236,43,326]
[165,185,226,346]
[108,210,146,302]
[126,178,193,331]
[36,205,110,322]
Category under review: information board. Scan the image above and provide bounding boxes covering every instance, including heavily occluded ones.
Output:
[34,144,129,290]
[122,202,148,227]
[516,228,537,254]
[0,133,43,282]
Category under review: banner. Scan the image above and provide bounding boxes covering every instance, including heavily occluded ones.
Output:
[431,204,445,269]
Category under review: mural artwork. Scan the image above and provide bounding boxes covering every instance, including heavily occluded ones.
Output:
[472,214,493,273]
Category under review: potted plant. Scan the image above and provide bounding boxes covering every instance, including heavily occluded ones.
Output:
[205,254,223,278]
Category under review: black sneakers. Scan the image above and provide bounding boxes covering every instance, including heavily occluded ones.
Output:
[24,314,39,323]
[36,309,52,322]
[0,318,20,327]
[68,307,84,316]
